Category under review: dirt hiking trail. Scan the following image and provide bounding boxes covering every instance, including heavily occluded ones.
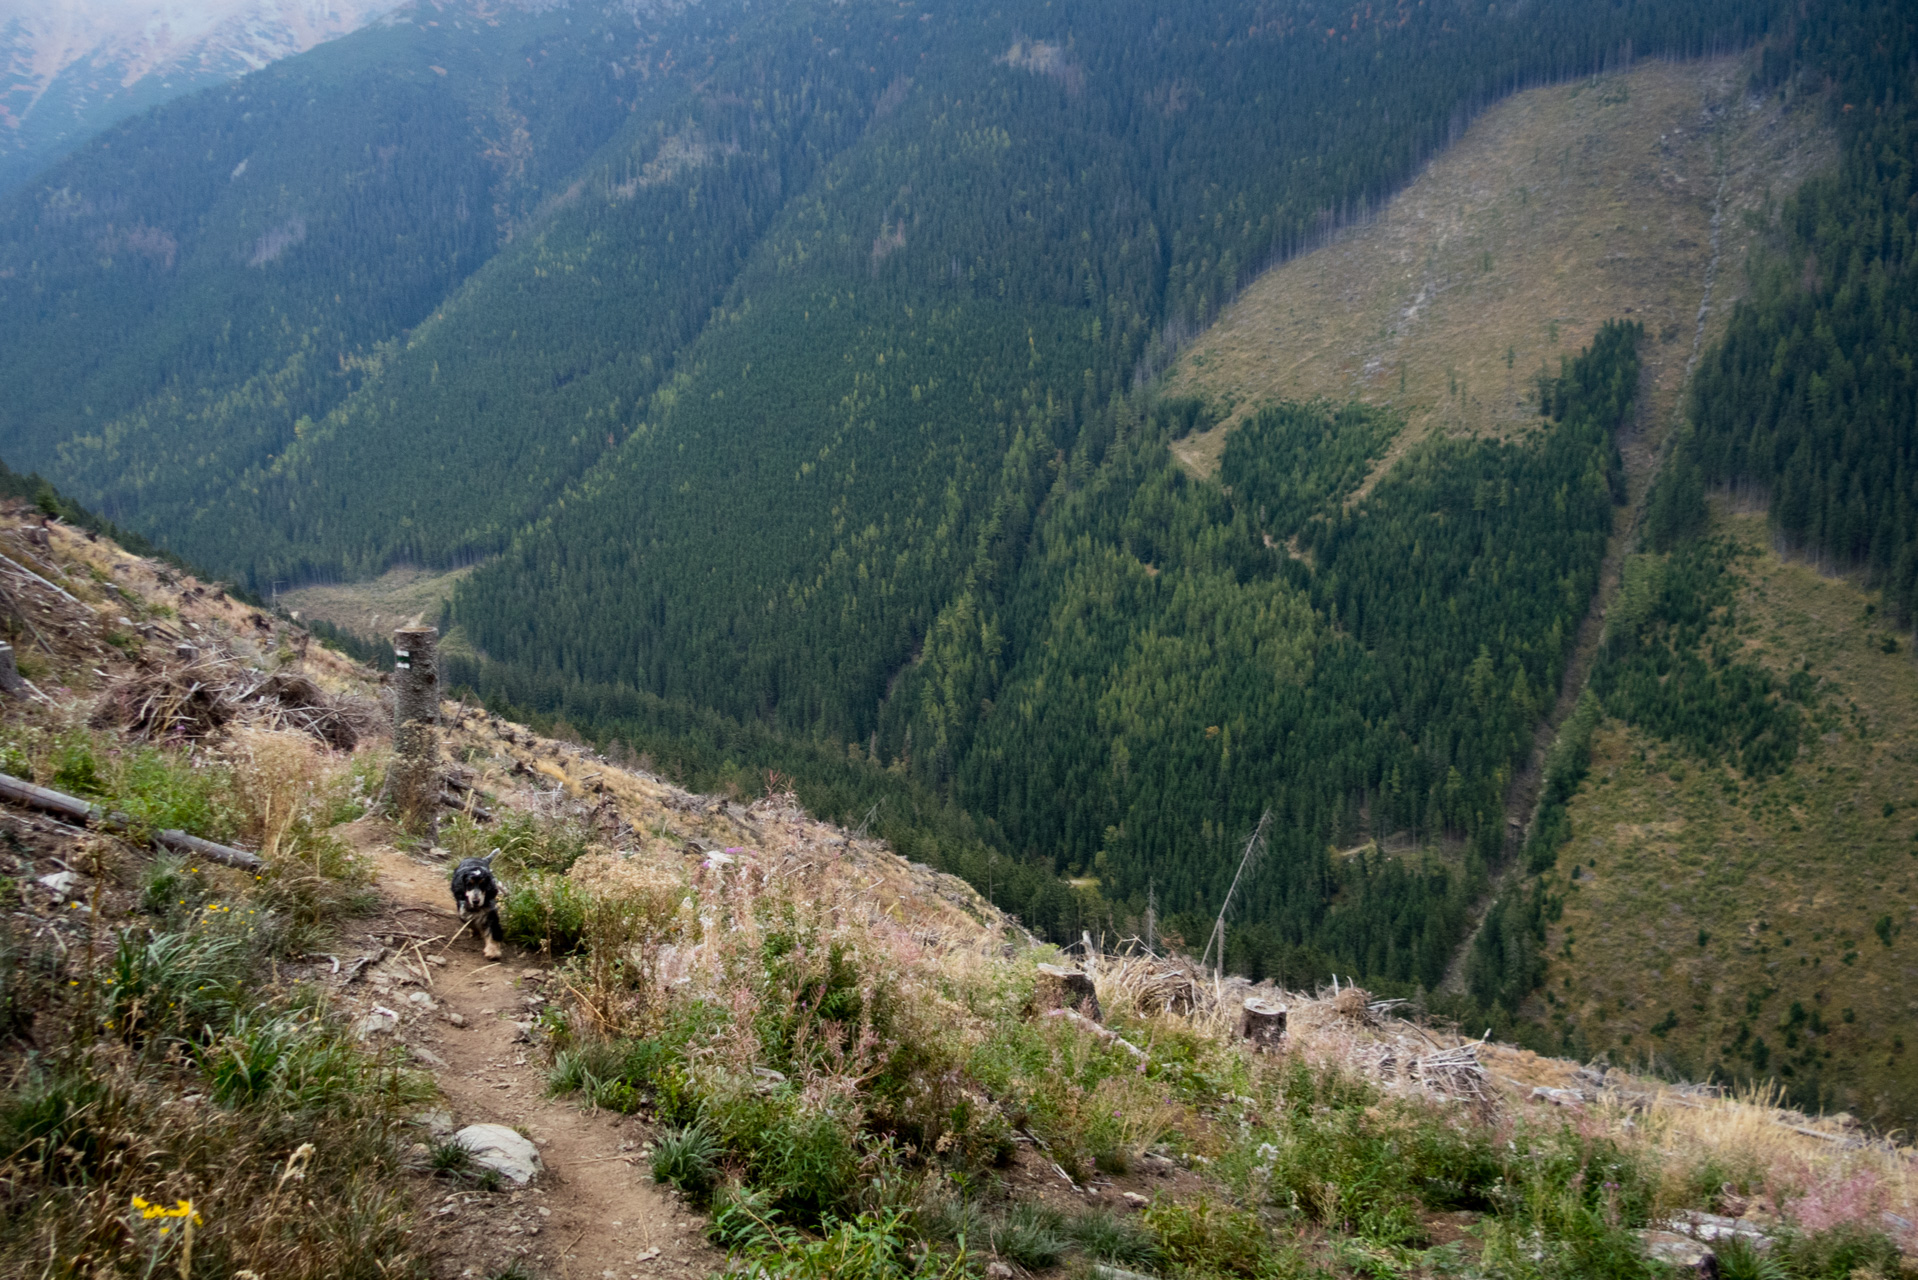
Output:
[339,826,727,1280]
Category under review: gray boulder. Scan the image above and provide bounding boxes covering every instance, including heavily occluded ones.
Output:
[454,1123,542,1185]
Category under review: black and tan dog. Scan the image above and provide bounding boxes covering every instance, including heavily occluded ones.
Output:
[450,852,505,959]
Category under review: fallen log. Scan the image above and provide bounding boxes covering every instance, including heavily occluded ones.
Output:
[0,552,84,607]
[0,771,264,871]
[440,789,495,821]
[1044,1007,1147,1059]
[156,828,266,873]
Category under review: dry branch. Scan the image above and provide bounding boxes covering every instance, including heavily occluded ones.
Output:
[0,770,264,871]
[94,654,373,749]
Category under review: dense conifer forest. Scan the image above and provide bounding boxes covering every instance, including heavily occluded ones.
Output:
[14,0,1912,1010]
[1680,1,1918,612]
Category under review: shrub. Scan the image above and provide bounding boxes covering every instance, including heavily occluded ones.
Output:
[732,1210,954,1280]
[990,1202,1068,1270]
[104,916,251,1045]
[1,961,422,1279]
[114,742,241,841]
[500,872,587,954]
[199,1010,370,1111]
[729,1096,862,1222]
[547,1040,645,1113]
[429,1138,474,1177]
[447,809,593,874]
[652,1121,721,1199]
[708,1181,794,1253]
[567,853,685,1035]
[48,731,105,797]
[1777,1222,1904,1279]
[1066,1207,1164,1269]
[139,855,202,918]
[969,1011,1157,1182]
[1478,1125,1658,1280]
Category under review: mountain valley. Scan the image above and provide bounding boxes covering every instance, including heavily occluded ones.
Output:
[0,0,1915,1142]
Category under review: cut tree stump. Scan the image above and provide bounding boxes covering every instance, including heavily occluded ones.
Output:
[1239,998,1288,1051]
[1032,963,1102,1022]
[0,643,22,697]
[389,626,442,841]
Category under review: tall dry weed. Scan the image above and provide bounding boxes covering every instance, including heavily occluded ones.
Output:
[566,851,687,1035]
[225,728,341,863]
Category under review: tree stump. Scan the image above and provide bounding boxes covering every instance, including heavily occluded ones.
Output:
[388,626,441,842]
[1239,998,1288,1052]
[1032,963,1102,1022]
[0,644,23,697]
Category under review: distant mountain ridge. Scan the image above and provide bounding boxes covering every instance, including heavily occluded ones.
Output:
[0,0,407,191]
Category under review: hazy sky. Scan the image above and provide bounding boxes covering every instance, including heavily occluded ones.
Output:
[0,1,407,32]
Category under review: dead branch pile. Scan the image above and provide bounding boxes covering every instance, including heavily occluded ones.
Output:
[250,670,367,750]
[1128,966,1201,1016]
[1326,983,1378,1026]
[95,655,372,750]
[1410,1042,1490,1103]
[95,656,238,740]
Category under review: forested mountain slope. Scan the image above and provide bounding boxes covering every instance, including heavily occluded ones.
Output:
[0,0,692,566]
[442,2,1762,735]
[0,0,860,565]
[1456,0,1918,1127]
[0,0,403,196]
[21,0,1918,1124]
[1533,505,1918,1127]
[2,0,1772,943]
[0,0,1769,586]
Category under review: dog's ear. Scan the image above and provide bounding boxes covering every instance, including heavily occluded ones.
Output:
[481,849,499,869]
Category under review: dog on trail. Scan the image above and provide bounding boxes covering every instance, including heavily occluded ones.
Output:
[450,852,505,959]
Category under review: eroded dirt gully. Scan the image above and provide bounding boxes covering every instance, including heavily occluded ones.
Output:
[333,823,725,1280]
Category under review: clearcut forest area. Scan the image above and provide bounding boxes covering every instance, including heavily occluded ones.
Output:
[3,0,1918,1161]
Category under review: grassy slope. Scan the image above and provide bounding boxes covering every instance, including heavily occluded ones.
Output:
[1538,505,1918,1125]
[1164,55,1830,483]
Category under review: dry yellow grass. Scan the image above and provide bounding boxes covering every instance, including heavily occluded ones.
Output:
[1165,55,1832,487]
[1086,950,1916,1236]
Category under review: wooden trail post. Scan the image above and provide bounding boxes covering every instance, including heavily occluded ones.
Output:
[389,626,441,842]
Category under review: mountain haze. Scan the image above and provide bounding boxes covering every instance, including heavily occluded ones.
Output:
[0,0,406,192]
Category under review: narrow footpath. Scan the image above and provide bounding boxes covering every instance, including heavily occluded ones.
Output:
[331,824,727,1280]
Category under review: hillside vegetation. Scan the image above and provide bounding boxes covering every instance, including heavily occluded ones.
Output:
[0,500,1913,1279]
[1507,505,1918,1127]
[1446,0,1918,1126]
[8,0,1918,1133]
[1163,54,1831,483]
